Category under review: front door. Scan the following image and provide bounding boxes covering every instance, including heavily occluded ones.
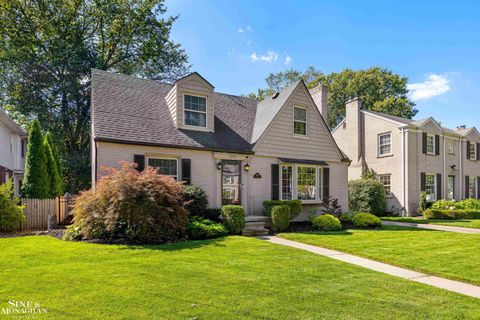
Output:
[222,161,241,205]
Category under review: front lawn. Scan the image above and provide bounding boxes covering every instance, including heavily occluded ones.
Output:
[382,216,480,229]
[1,236,479,319]
[280,226,480,285]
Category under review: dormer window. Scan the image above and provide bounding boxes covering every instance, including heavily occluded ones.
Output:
[184,94,207,127]
[293,106,307,136]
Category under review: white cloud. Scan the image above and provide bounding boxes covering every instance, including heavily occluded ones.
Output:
[246,25,253,32]
[238,27,244,33]
[227,49,235,55]
[407,74,450,101]
[238,26,253,33]
[250,51,279,62]
[285,55,292,65]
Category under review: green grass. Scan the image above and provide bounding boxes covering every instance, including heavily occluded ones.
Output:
[279,226,480,286]
[1,236,480,319]
[382,216,480,229]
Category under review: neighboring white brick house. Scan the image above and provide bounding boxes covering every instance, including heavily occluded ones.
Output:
[0,108,27,196]
[91,70,350,219]
[333,98,480,215]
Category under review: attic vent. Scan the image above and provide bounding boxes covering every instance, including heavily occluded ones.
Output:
[457,125,467,130]
[272,92,279,99]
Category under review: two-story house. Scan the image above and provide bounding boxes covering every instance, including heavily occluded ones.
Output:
[332,98,480,216]
[90,69,350,221]
[0,108,27,196]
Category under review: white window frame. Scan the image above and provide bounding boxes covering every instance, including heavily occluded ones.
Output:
[425,174,436,202]
[426,134,435,155]
[146,157,179,180]
[280,164,323,203]
[377,174,392,197]
[293,106,307,137]
[448,141,455,155]
[183,93,207,128]
[469,176,477,199]
[470,142,477,161]
[378,132,392,156]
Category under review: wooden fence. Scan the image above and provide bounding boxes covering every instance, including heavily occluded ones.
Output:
[20,194,74,230]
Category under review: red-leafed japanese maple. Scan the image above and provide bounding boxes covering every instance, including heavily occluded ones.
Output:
[70,162,188,243]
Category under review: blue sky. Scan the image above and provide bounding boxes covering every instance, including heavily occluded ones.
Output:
[165,0,480,129]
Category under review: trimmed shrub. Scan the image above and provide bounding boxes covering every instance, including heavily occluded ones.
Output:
[312,214,342,231]
[430,199,456,210]
[187,217,228,240]
[352,212,382,229]
[203,208,222,221]
[418,191,427,213]
[71,162,188,243]
[270,205,291,232]
[263,200,302,218]
[454,199,480,210]
[0,180,25,232]
[44,135,63,197]
[182,184,209,216]
[221,205,245,234]
[348,179,387,216]
[423,209,480,220]
[339,211,356,223]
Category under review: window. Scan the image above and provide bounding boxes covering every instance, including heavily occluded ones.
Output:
[425,174,436,202]
[280,164,323,202]
[184,94,207,127]
[281,166,293,200]
[378,174,391,197]
[147,158,178,179]
[297,167,317,200]
[426,135,435,155]
[447,175,455,200]
[378,133,391,156]
[469,176,477,199]
[448,142,455,154]
[470,142,476,160]
[293,107,307,135]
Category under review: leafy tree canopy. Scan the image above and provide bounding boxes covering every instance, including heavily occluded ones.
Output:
[0,0,189,193]
[248,66,417,128]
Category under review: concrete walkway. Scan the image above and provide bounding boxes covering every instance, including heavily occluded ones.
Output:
[260,235,480,299]
[382,220,480,234]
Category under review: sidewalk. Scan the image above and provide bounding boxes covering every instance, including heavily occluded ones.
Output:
[260,235,480,299]
[382,220,480,234]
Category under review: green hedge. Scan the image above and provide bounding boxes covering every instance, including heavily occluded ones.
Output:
[352,212,382,229]
[263,200,302,219]
[221,205,245,234]
[348,179,387,216]
[270,205,291,232]
[431,199,480,210]
[423,209,480,220]
[186,217,228,240]
[311,214,342,231]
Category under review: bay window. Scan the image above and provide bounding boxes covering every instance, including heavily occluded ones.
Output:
[280,164,323,202]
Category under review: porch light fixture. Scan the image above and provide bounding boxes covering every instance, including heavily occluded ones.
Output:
[243,163,250,172]
[216,161,222,170]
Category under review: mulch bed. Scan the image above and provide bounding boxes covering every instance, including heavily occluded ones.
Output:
[0,228,66,239]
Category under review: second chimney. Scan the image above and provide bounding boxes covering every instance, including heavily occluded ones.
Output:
[310,84,328,121]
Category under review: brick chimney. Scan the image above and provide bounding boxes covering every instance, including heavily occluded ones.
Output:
[309,85,328,121]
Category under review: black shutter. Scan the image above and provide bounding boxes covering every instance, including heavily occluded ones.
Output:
[436,173,442,200]
[477,177,480,199]
[323,168,330,200]
[477,143,480,160]
[271,164,279,200]
[465,176,470,198]
[467,141,471,159]
[422,133,427,154]
[181,159,191,185]
[133,154,145,171]
[435,135,440,155]
[420,172,426,191]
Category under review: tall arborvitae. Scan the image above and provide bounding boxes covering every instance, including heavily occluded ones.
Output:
[21,119,50,198]
[44,136,63,197]
[45,132,64,195]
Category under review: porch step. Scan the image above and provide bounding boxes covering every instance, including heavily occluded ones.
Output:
[243,216,269,236]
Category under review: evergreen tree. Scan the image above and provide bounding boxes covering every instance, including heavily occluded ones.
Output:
[44,136,63,197]
[21,119,50,198]
[45,132,64,195]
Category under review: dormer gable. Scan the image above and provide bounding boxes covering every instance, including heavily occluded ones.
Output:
[165,72,215,132]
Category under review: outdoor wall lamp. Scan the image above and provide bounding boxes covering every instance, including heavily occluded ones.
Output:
[243,163,250,172]
[216,161,222,170]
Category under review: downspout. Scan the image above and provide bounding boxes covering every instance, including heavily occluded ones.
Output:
[459,137,464,199]
[401,126,407,216]
[443,134,446,199]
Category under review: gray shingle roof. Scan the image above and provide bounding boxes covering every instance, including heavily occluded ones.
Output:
[92,69,265,153]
